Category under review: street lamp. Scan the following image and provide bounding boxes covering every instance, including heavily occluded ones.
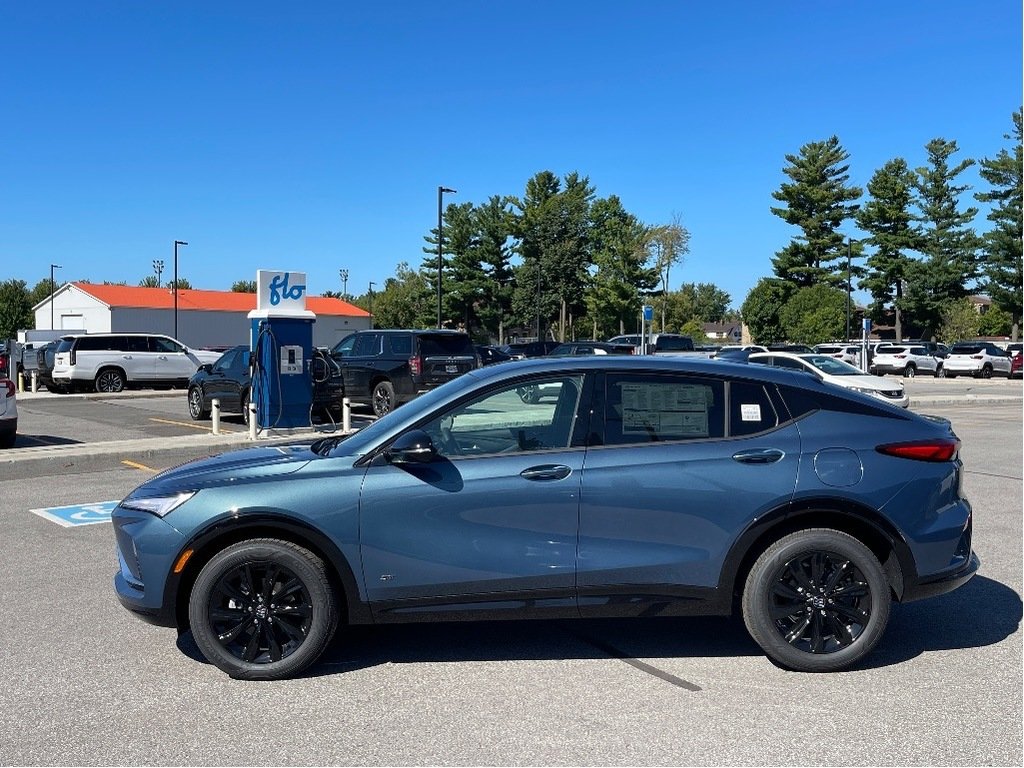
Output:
[49,264,62,330]
[152,259,164,288]
[339,268,349,300]
[437,186,457,328]
[368,281,376,330]
[173,240,188,339]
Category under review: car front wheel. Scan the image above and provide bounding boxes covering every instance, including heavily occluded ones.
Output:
[188,538,339,680]
[903,364,916,378]
[187,386,210,420]
[742,528,891,672]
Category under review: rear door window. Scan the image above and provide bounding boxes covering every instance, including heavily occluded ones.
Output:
[387,334,413,356]
[352,333,382,357]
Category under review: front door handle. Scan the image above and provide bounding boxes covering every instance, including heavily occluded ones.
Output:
[520,464,572,481]
[732,448,785,465]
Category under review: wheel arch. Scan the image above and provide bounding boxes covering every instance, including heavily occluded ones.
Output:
[719,497,916,608]
[168,513,371,630]
[95,364,127,384]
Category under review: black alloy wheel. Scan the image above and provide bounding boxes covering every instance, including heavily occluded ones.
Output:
[241,389,251,427]
[935,365,945,378]
[743,528,890,672]
[187,386,210,420]
[980,365,993,379]
[188,539,338,680]
[95,368,126,393]
[372,380,395,418]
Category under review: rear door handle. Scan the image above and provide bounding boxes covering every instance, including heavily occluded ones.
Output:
[732,448,785,465]
[520,464,572,481]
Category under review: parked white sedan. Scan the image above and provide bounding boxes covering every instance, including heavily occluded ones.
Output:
[749,352,910,408]
[870,345,943,378]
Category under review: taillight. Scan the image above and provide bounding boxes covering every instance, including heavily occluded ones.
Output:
[877,438,959,462]
[409,356,422,376]
[70,348,76,365]
[894,354,906,359]
[2,379,14,398]
[971,355,983,360]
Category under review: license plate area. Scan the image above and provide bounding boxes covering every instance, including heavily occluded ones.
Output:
[445,364,458,373]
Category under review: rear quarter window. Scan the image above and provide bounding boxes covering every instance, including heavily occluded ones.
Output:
[729,381,779,436]
[388,334,413,356]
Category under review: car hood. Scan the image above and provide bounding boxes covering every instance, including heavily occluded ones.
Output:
[126,444,316,498]
[834,374,902,391]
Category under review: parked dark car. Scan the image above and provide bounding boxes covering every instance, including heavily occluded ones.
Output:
[35,340,62,390]
[113,355,978,680]
[766,344,815,354]
[548,341,635,356]
[500,340,561,359]
[330,330,479,417]
[476,345,514,366]
[187,345,344,424]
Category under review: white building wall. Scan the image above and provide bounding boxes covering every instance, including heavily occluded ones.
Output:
[34,286,111,332]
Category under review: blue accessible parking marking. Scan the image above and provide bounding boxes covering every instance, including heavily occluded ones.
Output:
[31,501,120,528]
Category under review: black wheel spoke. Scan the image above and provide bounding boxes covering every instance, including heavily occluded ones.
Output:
[210,606,245,623]
[273,577,304,602]
[261,565,280,602]
[241,626,262,662]
[273,614,307,643]
[832,602,870,624]
[824,560,850,593]
[785,613,811,645]
[265,623,282,662]
[770,601,804,620]
[771,581,803,601]
[831,581,868,599]
[826,612,855,646]
[787,562,816,593]
[216,618,250,643]
[810,612,825,653]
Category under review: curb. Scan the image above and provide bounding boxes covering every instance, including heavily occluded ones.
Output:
[910,396,1022,407]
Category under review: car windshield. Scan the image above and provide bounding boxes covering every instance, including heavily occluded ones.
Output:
[800,355,864,376]
[419,335,474,356]
[950,344,983,355]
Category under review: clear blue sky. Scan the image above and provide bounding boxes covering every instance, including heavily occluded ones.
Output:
[2,1,1020,311]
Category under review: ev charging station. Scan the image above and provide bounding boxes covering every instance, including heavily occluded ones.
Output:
[247,270,316,431]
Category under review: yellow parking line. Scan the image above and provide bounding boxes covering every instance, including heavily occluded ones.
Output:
[122,460,158,472]
[148,417,234,433]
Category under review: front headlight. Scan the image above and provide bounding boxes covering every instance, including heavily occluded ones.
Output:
[849,386,879,396]
[120,492,196,517]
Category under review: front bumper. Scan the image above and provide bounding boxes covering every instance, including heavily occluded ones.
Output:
[112,505,187,628]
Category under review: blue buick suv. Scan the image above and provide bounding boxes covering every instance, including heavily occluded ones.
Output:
[112,356,978,679]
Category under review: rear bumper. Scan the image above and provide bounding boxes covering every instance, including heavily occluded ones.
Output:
[901,551,981,602]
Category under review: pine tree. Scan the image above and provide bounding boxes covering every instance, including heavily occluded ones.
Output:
[856,158,922,340]
[770,136,862,287]
[976,109,1023,339]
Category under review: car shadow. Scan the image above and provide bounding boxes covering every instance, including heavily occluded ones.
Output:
[174,576,1020,677]
[14,434,83,447]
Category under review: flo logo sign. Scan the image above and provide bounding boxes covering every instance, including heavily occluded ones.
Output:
[256,270,308,312]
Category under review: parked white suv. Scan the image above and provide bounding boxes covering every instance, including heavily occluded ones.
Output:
[814,343,861,365]
[870,345,942,378]
[51,334,223,393]
[942,342,1014,379]
[1,377,16,448]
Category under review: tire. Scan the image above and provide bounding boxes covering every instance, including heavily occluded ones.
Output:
[947,372,957,379]
[979,365,993,379]
[934,365,945,378]
[742,528,891,673]
[94,368,126,393]
[188,538,339,680]
[241,389,252,427]
[0,428,15,449]
[187,386,210,420]
[517,384,541,404]
[371,380,395,418]
[903,364,916,378]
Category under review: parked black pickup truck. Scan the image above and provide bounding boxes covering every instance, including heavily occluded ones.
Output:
[330,329,480,417]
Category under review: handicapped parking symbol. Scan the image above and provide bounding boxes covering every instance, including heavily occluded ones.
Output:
[30,500,119,528]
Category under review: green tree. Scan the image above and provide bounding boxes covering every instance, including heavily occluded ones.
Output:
[679,318,708,344]
[473,195,517,343]
[770,136,863,287]
[779,284,847,345]
[978,305,1012,337]
[649,214,690,330]
[938,298,980,343]
[139,276,161,288]
[29,278,55,307]
[231,280,257,293]
[369,262,432,329]
[976,109,1023,339]
[856,158,922,340]
[740,278,794,343]
[905,138,982,334]
[584,195,656,338]
[0,280,33,339]
[166,278,191,290]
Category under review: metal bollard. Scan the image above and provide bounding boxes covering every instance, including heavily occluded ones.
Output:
[18,372,24,393]
[342,397,351,433]
[30,370,38,394]
[211,398,221,435]
[248,399,257,440]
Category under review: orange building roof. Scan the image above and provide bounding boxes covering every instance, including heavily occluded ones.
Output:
[72,282,370,317]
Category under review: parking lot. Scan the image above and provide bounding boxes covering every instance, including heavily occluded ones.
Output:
[0,382,1021,765]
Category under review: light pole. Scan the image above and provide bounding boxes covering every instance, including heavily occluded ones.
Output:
[152,259,164,288]
[368,281,376,330]
[437,186,456,328]
[339,268,349,299]
[173,240,188,339]
[49,264,62,330]
[846,237,855,342]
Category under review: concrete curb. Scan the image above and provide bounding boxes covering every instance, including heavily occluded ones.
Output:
[15,388,183,402]
[910,396,1022,408]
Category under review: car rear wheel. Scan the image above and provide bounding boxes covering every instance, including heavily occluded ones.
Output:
[94,368,126,393]
[187,386,210,420]
[742,528,890,672]
[188,538,339,680]
[934,365,945,378]
[903,364,916,378]
[371,380,395,418]
[977,365,993,379]
[241,389,252,427]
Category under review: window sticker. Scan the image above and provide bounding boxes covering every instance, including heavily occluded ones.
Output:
[620,382,710,437]
[740,403,762,422]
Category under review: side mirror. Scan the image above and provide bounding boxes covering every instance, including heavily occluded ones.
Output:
[387,429,438,465]
[198,363,213,374]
